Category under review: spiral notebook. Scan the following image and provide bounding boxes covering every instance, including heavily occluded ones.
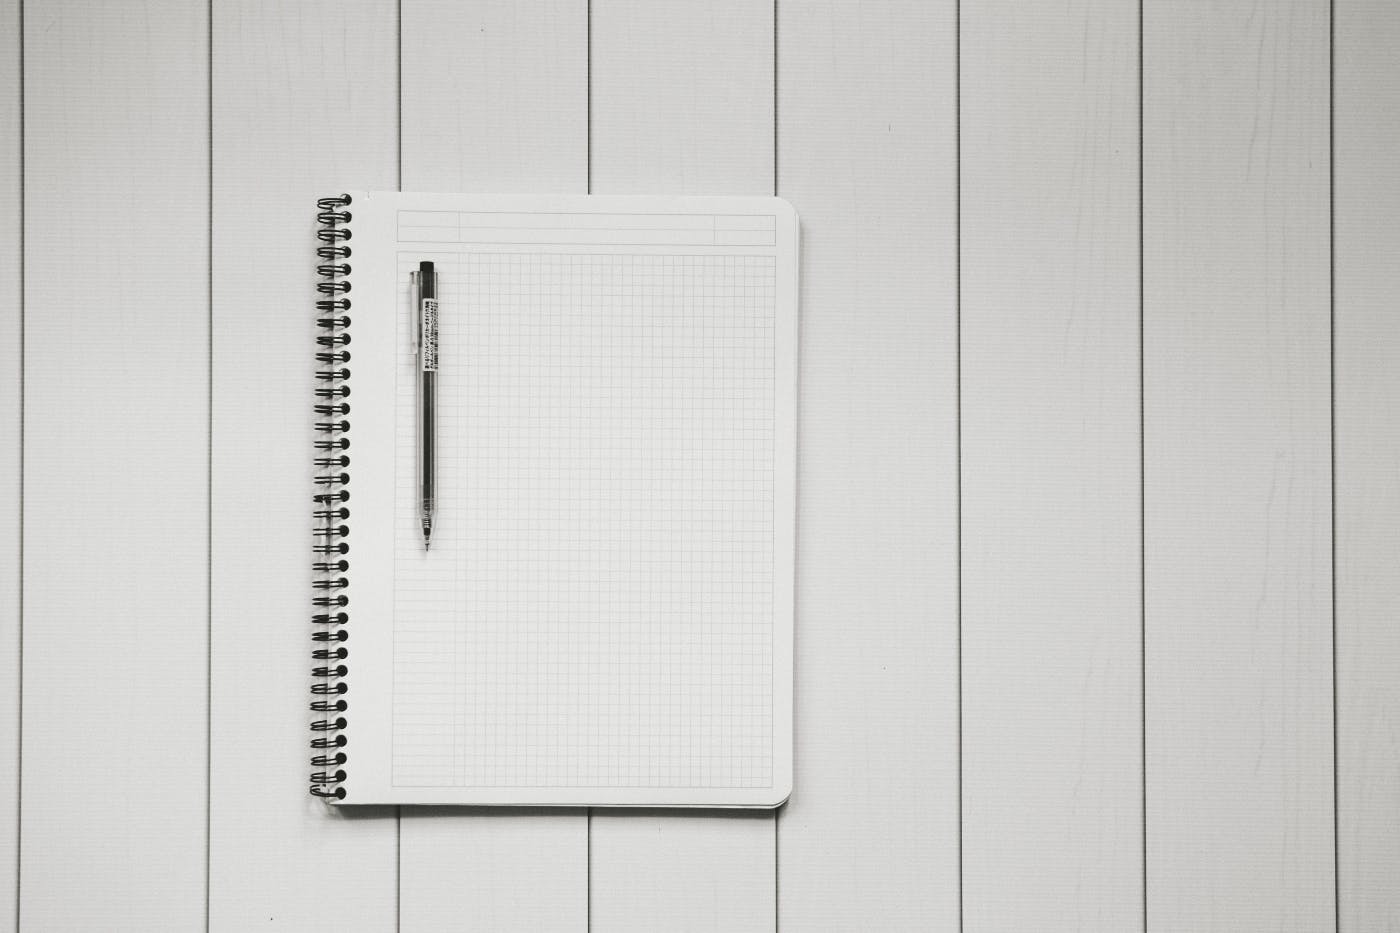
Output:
[311,192,797,807]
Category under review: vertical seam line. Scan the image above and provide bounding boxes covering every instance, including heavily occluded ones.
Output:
[15,0,24,925]
[586,0,592,196]
[205,0,214,928]
[954,1,964,930]
[396,0,403,192]
[1139,1,1148,929]
[395,0,404,928]
[585,2,593,929]
[1329,0,1339,927]
[585,809,592,931]
[772,1,780,927]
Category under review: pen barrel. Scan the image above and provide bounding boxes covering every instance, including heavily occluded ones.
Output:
[416,260,438,527]
[419,370,435,510]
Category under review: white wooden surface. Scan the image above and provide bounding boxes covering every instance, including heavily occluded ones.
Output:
[1144,2,1335,928]
[960,2,1142,928]
[209,2,398,929]
[1335,0,1400,927]
[0,1,18,929]
[777,2,960,929]
[9,0,1400,929]
[22,1,208,929]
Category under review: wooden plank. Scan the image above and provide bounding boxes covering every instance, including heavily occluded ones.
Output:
[400,0,587,195]
[588,2,775,929]
[1335,1,1400,926]
[589,0,773,196]
[20,2,208,928]
[960,1,1142,928]
[208,2,399,929]
[397,3,589,929]
[591,811,773,932]
[1143,2,1334,928]
[776,2,959,928]
[0,0,19,928]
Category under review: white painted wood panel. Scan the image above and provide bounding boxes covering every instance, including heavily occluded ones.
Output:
[20,2,209,928]
[209,2,399,929]
[591,810,773,932]
[0,1,19,928]
[400,0,588,196]
[589,3,775,928]
[401,810,583,931]
[776,2,960,928]
[398,3,589,929]
[960,2,1142,928]
[14,4,1400,927]
[1335,1,1400,927]
[1144,2,1334,929]
[589,0,773,196]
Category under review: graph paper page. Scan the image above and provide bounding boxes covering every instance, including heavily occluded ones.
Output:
[344,194,795,807]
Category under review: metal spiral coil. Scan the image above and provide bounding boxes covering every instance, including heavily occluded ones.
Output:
[311,194,352,799]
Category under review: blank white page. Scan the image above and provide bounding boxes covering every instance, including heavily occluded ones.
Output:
[342,193,796,807]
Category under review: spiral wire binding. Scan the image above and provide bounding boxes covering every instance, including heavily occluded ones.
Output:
[311,195,353,798]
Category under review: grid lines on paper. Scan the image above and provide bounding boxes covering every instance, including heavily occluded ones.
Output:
[391,252,776,789]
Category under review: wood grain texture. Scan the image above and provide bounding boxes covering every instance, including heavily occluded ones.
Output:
[1144,2,1334,928]
[1335,1,1400,927]
[588,4,775,929]
[401,809,584,932]
[591,810,774,932]
[401,0,588,195]
[209,2,399,929]
[20,2,209,928]
[0,0,18,928]
[589,0,774,196]
[776,2,960,928]
[398,3,589,929]
[960,2,1143,928]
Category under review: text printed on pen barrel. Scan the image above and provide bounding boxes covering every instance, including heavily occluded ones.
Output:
[420,298,439,372]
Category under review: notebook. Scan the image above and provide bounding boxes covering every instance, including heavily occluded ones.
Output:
[311,192,797,807]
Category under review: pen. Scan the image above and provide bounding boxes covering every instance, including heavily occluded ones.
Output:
[415,261,438,549]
